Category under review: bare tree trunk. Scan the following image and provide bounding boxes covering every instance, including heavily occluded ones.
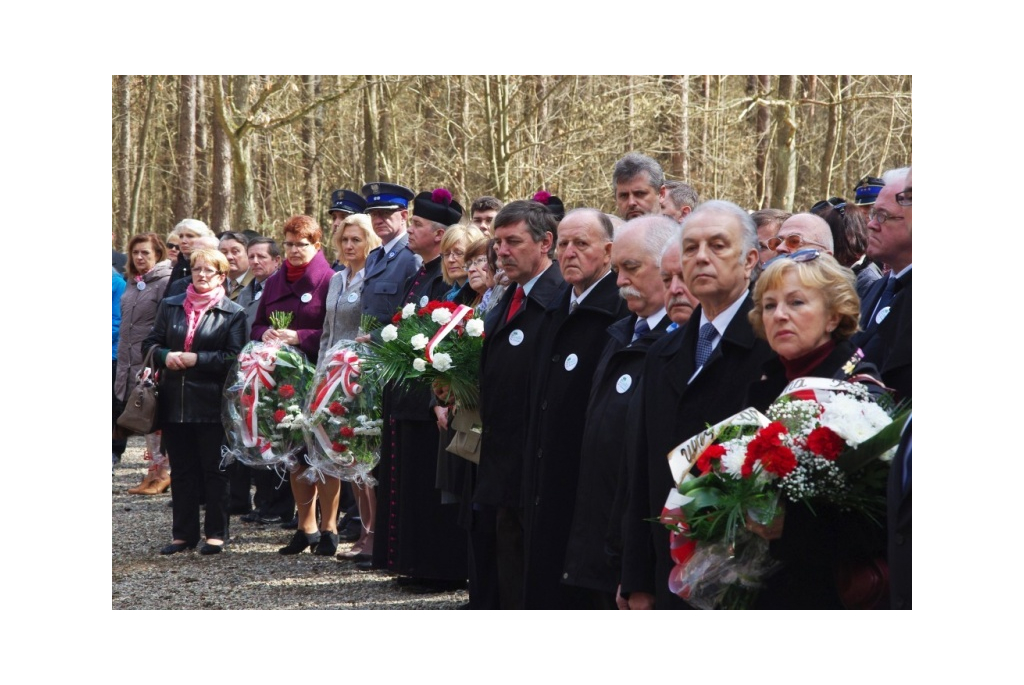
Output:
[129,75,158,234]
[228,75,257,230]
[754,76,771,209]
[174,75,197,222]
[115,75,131,246]
[626,75,635,151]
[211,76,232,232]
[820,75,842,199]
[363,75,379,181]
[669,75,689,178]
[771,75,797,211]
[195,75,208,222]
[379,78,394,180]
[301,75,319,217]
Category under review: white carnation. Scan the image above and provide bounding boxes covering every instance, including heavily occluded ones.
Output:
[410,334,429,350]
[402,303,417,319]
[720,435,753,477]
[431,353,453,372]
[413,358,427,372]
[819,394,892,446]
[431,308,453,325]
[465,318,484,337]
[381,324,399,342]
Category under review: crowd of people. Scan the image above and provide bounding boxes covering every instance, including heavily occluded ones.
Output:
[111,151,912,609]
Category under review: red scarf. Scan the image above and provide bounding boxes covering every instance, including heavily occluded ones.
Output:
[780,339,837,381]
[183,284,225,351]
[285,261,310,283]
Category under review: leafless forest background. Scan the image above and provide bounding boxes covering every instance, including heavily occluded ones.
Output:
[111,75,912,247]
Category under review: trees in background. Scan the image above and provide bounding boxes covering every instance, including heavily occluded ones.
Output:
[111,75,912,247]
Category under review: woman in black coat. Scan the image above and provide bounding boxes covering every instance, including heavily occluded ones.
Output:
[145,248,247,555]
[745,250,885,609]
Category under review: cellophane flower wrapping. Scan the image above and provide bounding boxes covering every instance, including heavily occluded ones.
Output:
[661,377,910,609]
[221,341,315,472]
[301,340,382,486]
[366,300,485,409]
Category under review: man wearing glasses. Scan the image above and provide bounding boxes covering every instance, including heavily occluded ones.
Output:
[769,213,834,257]
[854,166,912,401]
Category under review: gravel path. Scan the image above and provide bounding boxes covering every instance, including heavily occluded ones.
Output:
[112,436,468,610]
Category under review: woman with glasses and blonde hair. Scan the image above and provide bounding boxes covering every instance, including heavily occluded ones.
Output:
[744,250,885,609]
[439,224,485,304]
[144,248,247,555]
[251,215,336,555]
[321,213,380,560]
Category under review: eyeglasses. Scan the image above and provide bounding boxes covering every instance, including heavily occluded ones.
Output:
[764,249,821,268]
[868,209,905,225]
[442,249,466,260]
[193,267,223,277]
[283,241,314,251]
[895,187,912,207]
[810,199,846,216]
[767,234,829,252]
[464,255,489,270]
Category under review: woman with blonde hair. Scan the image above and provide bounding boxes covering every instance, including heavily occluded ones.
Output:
[439,224,485,303]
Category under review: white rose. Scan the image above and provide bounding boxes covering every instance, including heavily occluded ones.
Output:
[465,318,484,337]
[413,358,427,372]
[431,308,453,325]
[410,333,429,350]
[381,324,398,342]
[402,303,417,319]
[432,353,453,372]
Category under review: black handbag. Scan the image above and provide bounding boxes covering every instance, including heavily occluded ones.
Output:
[117,346,159,434]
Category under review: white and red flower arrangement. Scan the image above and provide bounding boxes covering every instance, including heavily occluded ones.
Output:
[302,340,382,485]
[368,299,485,408]
[222,341,315,471]
[660,377,910,609]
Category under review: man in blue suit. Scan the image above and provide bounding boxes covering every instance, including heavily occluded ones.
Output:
[359,182,419,326]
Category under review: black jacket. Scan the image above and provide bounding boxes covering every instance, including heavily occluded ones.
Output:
[144,294,247,424]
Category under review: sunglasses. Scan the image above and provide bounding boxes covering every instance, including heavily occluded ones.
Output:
[167,243,181,250]
[767,234,829,252]
[764,249,821,268]
[810,199,846,216]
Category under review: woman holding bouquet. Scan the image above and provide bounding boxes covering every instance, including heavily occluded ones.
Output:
[745,249,885,608]
[144,248,247,555]
[320,213,380,560]
[252,215,336,555]
[116,232,173,493]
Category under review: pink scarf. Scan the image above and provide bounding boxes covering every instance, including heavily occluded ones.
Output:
[183,284,225,351]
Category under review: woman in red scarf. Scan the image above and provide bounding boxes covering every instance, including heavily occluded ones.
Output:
[251,216,336,555]
[144,249,247,555]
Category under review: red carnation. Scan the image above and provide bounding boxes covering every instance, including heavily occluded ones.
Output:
[279,384,296,399]
[431,188,453,205]
[759,444,798,477]
[696,444,726,474]
[392,311,402,324]
[331,442,348,452]
[274,409,287,423]
[806,426,845,461]
[340,426,355,438]
[743,422,790,477]
[329,401,347,416]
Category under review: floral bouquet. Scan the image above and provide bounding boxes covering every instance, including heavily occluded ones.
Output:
[221,341,316,471]
[368,300,485,409]
[660,377,910,609]
[301,340,383,486]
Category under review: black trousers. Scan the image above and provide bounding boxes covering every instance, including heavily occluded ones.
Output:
[495,506,525,610]
[112,360,127,458]
[468,504,500,609]
[163,423,229,544]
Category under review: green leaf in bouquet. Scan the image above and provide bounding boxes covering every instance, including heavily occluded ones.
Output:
[269,310,294,330]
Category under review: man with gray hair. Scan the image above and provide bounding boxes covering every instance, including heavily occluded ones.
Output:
[562,214,678,608]
[613,152,664,220]
[659,180,700,223]
[620,200,774,609]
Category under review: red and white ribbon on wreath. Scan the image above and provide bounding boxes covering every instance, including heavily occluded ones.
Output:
[238,348,278,448]
[311,348,362,414]
[425,305,473,362]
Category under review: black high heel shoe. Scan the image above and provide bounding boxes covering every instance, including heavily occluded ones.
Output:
[314,531,339,556]
[199,542,224,555]
[160,541,196,555]
[279,530,321,555]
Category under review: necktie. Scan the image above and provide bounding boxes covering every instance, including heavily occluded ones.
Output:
[505,286,525,323]
[865,276,897,333]
[631,318,650,343]
[253,280,262,296]
[365,247,384,273]
[569,299,579,315]
[695,323,717,368]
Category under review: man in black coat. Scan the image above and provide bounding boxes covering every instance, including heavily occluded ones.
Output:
[853,167,912,402]
[561,215,680,608]
[370,189,469,590]
[475,200,564,609]
[520,209,630,609]
[620,201,774,609]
